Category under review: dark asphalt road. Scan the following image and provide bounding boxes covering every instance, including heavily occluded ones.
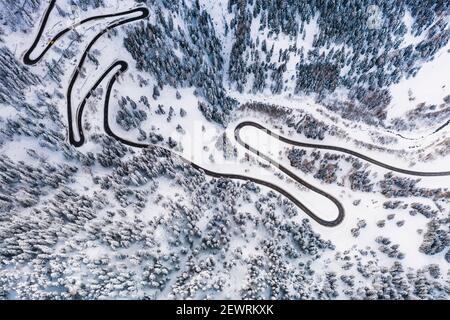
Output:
[234,122,450,177]
[23,1,449,227]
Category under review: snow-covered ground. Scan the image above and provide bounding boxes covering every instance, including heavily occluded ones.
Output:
[388,45,450,120]
[1,0,449,300]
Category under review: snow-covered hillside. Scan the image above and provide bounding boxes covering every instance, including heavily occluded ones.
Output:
[0,0,449,300]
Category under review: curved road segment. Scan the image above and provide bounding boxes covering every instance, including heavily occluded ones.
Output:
[23,1,450,227]
[234,122,450,177]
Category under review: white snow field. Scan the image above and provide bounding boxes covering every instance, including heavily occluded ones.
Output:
[0,0,449,300]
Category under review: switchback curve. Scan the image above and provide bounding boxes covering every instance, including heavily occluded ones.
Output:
[23,1,344,227]
[234,122,450,177]
[23,1,450,228]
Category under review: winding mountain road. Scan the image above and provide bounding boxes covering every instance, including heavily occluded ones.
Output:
[23,0,149,65]
[23,0,149,147]
[234,122,450,177]
[23,1,450,227]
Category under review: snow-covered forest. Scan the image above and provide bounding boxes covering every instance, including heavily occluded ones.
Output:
[0,0,449,300]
